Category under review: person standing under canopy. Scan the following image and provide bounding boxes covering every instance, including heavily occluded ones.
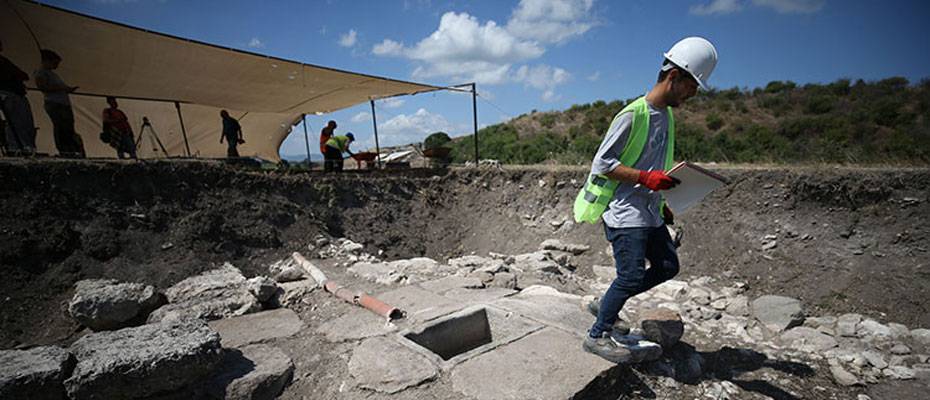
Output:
[101,96,136,159]
[34,49,84,158]
[320,120,336,157]
[0,39,36,156]
[219,110,243,158]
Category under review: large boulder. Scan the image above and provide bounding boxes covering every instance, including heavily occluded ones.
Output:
[0,346,74,400]
[147,263,261,323]
[64,320,223,399]
[207,345,294,400]
[68,279,165,331]
[639,308,685,349]
[751,295,805,333]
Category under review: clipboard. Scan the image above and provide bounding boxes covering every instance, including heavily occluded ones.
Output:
[662,162,728,213]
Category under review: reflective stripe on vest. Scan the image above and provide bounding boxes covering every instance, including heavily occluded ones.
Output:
[326,135,350,151]
[573,96,676,224]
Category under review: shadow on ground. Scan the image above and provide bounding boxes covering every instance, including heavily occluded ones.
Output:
[573,343,816,400]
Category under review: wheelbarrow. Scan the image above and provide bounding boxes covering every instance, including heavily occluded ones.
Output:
[350,152,379,169]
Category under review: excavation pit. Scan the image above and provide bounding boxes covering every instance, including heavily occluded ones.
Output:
[400,305,541,365]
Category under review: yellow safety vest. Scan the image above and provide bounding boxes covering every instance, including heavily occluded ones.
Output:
[573,96,675,224]
[325,135,351,152]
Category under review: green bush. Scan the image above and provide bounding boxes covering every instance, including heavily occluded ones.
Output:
[423,131,451,149]
[705,113,724,131]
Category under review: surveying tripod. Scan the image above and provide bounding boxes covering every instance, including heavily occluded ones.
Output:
[135,117,170,157]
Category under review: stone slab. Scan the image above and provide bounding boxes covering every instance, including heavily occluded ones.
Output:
[451,328,613,400]
[208,344,294,400]
[417,276,485,295]
[376,285,464,323]
[397,305,543,368]
[208,308,304,348]
[491,286,590,336]
[349,336,439,394]
[64,320,223,399]
[0,346,74,400]
[316,308,396,343]
[440,287,517,304]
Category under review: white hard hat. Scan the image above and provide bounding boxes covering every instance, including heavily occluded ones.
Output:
[663,37,718,90]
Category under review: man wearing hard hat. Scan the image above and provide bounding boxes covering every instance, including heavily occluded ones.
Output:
[574,37,718,363]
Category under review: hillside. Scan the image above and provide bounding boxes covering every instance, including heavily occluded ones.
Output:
[449,77,930,165]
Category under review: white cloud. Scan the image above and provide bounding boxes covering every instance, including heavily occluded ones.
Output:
[586,71,600,81]
[371,3,593,96]
[513,64,570,89]
[350,112,370,123]
[690,0,743,15]
[248,37,265,48]
[372,11,544,85]
[338,29,358,47]
[378,108,458,146]
[752,0,824,13]
[506,0,596,44]
[380,97,405,108]
[372,39,404,56]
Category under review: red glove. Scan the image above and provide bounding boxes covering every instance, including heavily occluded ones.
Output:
[637,170,680,191]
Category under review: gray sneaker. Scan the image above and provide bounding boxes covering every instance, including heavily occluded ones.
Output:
[585,297,631,335]
[582,333,633,364]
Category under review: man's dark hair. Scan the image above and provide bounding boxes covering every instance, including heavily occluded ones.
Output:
[40,49,61,62]
[106,96,116,103]
[657,59,698,85]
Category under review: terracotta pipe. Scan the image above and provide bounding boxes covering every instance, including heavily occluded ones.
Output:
[292,252,405,321]
[358,293,405,320]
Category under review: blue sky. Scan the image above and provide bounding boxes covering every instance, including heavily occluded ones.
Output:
[42,0,930,159]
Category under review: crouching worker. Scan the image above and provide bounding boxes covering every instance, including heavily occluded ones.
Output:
[324,132,354,172]
[573,37,718,363]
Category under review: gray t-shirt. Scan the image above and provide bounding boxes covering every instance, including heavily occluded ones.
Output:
[34,68,71,106]
[589,101,669,228]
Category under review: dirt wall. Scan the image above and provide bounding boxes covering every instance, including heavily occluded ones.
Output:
[1,160,928,349]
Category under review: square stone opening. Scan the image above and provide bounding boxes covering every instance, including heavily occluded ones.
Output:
[404,307,492,360]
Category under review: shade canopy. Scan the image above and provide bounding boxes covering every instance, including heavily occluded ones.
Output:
[1,0,444,160]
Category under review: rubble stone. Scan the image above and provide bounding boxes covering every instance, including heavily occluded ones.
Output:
[0,346,74,400]
[148,264,261,323]
[909,328,930,345]
[751,295,805,333]
[858,319,892,339]
[268,258,305,282]
[511,251,561,274]
[639,308,684,349]
[778,327,838,353]
[65,320,223,399]
[829,364,860,386]
[539,239,590,255]
[68,279,164,331]
[837,314,862,337]
[246,276,278,303]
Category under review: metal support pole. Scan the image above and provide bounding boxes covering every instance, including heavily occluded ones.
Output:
[472,83,479,165]
[174,101,191,157]
[302,114,311,168]
[370,99,381,169]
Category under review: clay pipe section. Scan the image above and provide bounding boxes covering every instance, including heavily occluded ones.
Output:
[292,252,406,321]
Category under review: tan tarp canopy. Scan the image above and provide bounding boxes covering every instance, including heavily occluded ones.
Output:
[1,0,443,160]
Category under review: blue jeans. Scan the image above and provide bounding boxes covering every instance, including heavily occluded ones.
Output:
[589,224,680,338]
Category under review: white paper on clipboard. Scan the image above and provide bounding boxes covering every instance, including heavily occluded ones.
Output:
[662,162,728,213]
